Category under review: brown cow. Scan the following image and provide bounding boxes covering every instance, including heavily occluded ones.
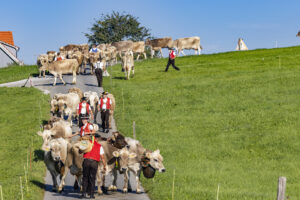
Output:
[37,54,48,77]
[145,37,173,58]
[88,52,100,74]
[47,51,56,62]
[111,40,133,58]
[132,41,147,60]
[121,51,134,80]
[173,36,201,56]
[40,59,79,85]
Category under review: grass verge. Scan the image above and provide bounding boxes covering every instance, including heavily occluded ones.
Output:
[0,65,39,84]
[0,87,50,200]
[104,46,300,200]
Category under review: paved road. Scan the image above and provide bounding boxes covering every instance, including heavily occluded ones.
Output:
[1,71,150,200]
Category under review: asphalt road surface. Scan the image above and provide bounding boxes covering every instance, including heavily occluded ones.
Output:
[2,70,151,200]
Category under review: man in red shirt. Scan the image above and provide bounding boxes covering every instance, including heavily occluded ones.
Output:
[165,48,180,72]
[81,133,106,199]
[98,92,112,133]
[70,116,95,138]
[77,97,93,128]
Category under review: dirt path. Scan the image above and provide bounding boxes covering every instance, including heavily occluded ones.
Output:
[1,71,150,200]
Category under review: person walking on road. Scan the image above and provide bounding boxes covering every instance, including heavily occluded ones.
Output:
[89,44,100,53]
[165,48,180,72]
[98,92,112,133]
[94,59,103,87]
[77,97,93,128]
[81,133,106,199]
[70,116,95,138]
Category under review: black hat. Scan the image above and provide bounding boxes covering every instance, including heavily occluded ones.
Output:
[94,133,101,138]
[82,97,87,101]
[102,91,108,95]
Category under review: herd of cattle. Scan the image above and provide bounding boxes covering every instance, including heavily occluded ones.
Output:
[37,36,202,82]
[37,87,165,194]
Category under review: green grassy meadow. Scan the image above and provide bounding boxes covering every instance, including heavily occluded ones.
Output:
[0,65,38,84]
[0,87,50,199]
[104,46,300,199]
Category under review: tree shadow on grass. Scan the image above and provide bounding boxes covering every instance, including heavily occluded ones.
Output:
[34,149,44,162]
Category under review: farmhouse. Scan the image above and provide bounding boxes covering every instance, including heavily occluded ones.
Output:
[0,31,23,68]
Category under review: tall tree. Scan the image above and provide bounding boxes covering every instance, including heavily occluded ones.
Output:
[85,11,151,44]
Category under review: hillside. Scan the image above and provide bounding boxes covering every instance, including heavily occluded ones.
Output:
[104,46,300,200]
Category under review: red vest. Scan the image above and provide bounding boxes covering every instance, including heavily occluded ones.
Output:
[80,123,92,137]
[57,56,63,61]
[169,51,176,59]
[83,140,101,161]
[100,98,111,110]
[78,102,90,115]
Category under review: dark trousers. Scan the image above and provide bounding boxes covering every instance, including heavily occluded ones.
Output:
[95,68,103,87]
[79,114,88,128]
[165,58,179,71]
[82,159,98,196]
[101,110,110,130]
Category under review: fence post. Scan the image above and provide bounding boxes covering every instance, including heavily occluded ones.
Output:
[0,185,3,200]
[277,177,286,200]
[133,121,136,139]
[20,176,23,200]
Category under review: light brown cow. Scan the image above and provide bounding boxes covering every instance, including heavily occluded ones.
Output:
[121,51,134,80]
[47,51,56,62]
[37,54,48,77]
[112,40,133,58]
[88,52,100,74]
[132,41,147,60]
[68,87,83,100]
[173,36,201,56]
[145,37,173,58]
[68,51,84,73]
[40,59,79,85]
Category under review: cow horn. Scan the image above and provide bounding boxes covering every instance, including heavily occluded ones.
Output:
[145,152,151,159]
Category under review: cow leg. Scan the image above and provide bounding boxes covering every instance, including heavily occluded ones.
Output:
[136,170,142,194]
[108,170,117,191]
[127,68,130,80]
[58,74,66,85]
[53,74,57,86]
[160,49,163,58]
[96,167,104,195]
[136,54,140,61]
[72,71,76,84]
[43,70,46,77]
[58,166,69,192]
[132,66,135,77]
[198,46,201,55]
[151,49,154,59]
[143,52,147,59]
[123,170,129,193]
[50,171,58,192]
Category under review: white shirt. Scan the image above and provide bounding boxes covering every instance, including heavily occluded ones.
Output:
[94,61,103,69]
[54,56,65,61]
[89,48,100,53]
[77,102,90,115]
[100,146,104,155]
[99,98,112,110]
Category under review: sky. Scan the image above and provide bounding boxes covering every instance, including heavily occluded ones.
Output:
[1,0,300,64]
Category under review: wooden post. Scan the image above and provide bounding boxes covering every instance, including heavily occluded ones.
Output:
[216,184,220,200]
[20,176,23,200]
[277,177,286,200]
[133,121,136,139]
[0,185,3,200]
[172,169,176,200]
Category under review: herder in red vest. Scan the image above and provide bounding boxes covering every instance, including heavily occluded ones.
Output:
[165,48,180,72]
[98,92,112,133]
[81,133,106,199]
[77,97,93,128]
[54,52,65,61]
[69,116,95,138]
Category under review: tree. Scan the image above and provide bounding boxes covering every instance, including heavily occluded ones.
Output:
[85,11,151,44]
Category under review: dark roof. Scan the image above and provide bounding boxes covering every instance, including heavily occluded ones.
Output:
[0,31,15,46]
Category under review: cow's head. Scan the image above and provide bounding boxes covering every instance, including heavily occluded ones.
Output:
[144,149,166,173]
[49,139,63,162]
[50,99,58,115]
[37,130,54,151]
[113,148,136,173]
[109,132,128,149]
[57,99,67,116]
